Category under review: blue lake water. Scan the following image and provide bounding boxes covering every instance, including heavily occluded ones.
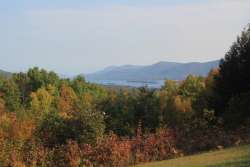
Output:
[87,80,165,88]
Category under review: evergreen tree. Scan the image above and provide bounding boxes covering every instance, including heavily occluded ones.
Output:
[216,25,250,122]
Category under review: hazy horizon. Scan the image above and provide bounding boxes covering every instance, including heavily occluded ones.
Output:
[1,0,250,75]
[1,59,220,76]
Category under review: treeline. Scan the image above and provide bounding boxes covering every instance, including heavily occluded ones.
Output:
[0,25,250,166]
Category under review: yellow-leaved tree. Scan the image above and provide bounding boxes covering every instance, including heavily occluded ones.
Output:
[58,84,77,118]
[30,87,54,114]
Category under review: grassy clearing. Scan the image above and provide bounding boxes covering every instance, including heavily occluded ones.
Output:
[135,145,250,167]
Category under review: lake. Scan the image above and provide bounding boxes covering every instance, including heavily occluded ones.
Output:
[87,80,165,88]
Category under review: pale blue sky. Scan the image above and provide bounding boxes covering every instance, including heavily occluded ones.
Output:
[1,0,250,75]
[0,0,204,10]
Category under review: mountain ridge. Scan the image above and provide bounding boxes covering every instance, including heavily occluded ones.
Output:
[85,60,220,81]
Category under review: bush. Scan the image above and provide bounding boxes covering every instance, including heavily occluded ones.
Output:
[35,108,105,147]
[225,92,250,127]
[81,133,132,167]
[132,128,177,164]
[176,109,228,153]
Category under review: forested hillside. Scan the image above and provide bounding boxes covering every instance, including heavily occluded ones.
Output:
[0,26,250,167]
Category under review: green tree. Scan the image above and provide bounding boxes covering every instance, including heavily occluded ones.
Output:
[0,79,21,112]
[12,67,60,106]
[100,90,135,136]
[134,87,160,133]
[27,67,60,92]
[36,98,105,147]
[179,75,205,100]
[13,72,30,104]
[226,92,250,126]
[159,77,201,128]
[71,75,107,101]
[216,25,250,122]
[193,69,220,113]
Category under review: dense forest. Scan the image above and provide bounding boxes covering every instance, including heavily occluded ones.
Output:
[0,25,250,167]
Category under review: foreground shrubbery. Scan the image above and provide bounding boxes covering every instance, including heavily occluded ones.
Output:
[1,122,250,166]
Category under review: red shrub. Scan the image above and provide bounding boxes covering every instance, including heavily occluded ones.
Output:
[66,140,81,167]
[81,133,132,167]
[144,129,177,161]
[132,128,177,163]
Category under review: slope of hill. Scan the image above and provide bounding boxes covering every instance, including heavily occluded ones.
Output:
[0,69,12,78]
[86,60,219,81]
[136,144,250,167]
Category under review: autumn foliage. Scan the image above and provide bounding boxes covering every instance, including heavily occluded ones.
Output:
[1,25,250,167]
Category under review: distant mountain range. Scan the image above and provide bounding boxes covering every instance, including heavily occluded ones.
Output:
[85,60,220,81]
[0,60,220,82]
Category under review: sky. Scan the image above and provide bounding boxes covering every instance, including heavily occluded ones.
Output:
[1,0,250,75]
